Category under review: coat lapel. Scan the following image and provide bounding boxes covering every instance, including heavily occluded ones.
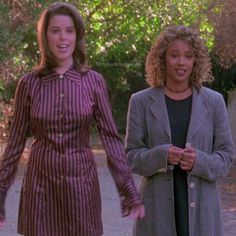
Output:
[187,88,209,141]
[148,87,171,138]
[147,87,209,144]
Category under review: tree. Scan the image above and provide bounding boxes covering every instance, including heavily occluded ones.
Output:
[208,0,236,68]
[0,0,235,137]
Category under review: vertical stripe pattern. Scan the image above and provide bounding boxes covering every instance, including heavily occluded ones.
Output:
[0,66,141,236]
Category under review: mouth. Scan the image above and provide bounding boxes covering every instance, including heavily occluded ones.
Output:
[175,69,186,76]
[57,44,70,51]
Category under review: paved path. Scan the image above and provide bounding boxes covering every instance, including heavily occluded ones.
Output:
[0,149,236,236]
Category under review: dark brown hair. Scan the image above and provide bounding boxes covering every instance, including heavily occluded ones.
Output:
[35,2,90,75]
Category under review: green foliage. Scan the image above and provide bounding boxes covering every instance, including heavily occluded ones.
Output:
[0,80,4,96]
[0,3,11,62]
[0,0,235,134]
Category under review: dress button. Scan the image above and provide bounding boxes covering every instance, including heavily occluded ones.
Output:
[59,92,64,98]
[190,202,196,208]
[190,182,195,188]
[59,74,64,79]
[59,133,63,138]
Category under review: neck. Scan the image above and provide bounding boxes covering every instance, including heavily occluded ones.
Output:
[165,84,190,94]
[56,61,73,74]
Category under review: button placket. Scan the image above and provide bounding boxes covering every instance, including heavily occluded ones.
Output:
[188,178,196,210]
[58,79,65,136]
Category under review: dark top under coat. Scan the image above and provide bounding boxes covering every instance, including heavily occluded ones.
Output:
[166,95,192,236]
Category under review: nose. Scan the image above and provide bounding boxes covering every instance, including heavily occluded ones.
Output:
[178,56,186,65]
[60,30,66,40]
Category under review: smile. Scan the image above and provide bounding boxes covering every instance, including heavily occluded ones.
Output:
[176,69,186,76]
[58,44,69,48]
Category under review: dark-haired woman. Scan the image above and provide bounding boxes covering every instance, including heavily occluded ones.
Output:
[0,2,144,236]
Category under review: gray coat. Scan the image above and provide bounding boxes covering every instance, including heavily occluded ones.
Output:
[125,86,235,236]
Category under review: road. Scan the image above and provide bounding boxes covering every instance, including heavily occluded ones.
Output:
[0,149,236,236]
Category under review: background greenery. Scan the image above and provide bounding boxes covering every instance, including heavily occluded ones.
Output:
[0,0,236,139]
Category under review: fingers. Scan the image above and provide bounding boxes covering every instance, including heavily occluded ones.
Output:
[180,159,194,170]
[168,144,196,170]
[0,219,6,228]
[128,204,145,220]
[168,146,184,165]
[180,147,196,171]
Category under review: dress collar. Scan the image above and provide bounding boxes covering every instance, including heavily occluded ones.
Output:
[40,65,81,86]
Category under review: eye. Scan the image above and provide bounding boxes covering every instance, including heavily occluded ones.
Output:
[171,54,177,58]
[67,28,75,33]
[186,54,193,59]
[52,29,59,33]
[50,28,60,34]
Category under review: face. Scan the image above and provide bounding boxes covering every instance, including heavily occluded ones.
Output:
[47,14,76,67]
[165,39,195,86]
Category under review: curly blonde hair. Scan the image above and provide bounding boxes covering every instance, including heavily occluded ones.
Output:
[145,25,214,88]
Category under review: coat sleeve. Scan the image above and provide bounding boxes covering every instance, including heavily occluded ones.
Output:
[93,74,142,216]
[190,93,235,181]
[0,76,30,219]
[125,94,171,177]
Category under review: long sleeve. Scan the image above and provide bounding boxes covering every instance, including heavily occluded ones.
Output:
[190,93,235,181]
[0,76,30,219]
[125,94,171,177]
[94,75,142,216]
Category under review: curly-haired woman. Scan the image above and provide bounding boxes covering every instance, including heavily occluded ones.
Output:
[125,25,235,236]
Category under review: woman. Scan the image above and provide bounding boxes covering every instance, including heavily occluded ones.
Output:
[0,2,144,236]
[125,25,234,236]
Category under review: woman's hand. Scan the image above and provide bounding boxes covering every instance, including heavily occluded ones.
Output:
[0,218,6,228]
[167,145,184,165]
[127,203,145,220]
[168,144,196,171]
[180,146,196,171]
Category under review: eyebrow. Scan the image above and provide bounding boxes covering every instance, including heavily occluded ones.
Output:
[170,50,193,53]
[48,25,75,29]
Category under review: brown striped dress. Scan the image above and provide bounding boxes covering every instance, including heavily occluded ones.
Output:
[0,66,141,236]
